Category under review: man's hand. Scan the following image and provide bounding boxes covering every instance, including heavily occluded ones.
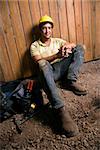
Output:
[57,43,76,58]
[62,43,76,57]
[57,48,63,58]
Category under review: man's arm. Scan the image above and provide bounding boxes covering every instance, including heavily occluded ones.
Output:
[31,42,76,63]
[32,51,62,63]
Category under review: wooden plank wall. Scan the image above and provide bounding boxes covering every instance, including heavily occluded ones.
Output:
[0,0,100,81]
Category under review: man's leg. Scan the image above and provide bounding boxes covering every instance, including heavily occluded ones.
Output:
[38,59,64,109]
[48,44,86,95]
[67,44,84,81]
[66,44,87,95]
[52,55,73,81]
[51,45,85,82]
[38,59,79,137]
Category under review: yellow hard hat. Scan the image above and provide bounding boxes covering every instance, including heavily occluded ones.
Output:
[39,15,53,25]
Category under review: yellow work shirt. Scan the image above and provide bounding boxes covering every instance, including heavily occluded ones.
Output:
[30,38,66,64]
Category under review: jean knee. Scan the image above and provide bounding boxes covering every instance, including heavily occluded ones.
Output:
[38,59,51,71]
[75,44,85,56]
[38,59,47,67]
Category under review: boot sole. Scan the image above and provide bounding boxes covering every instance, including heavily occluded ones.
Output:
[62,128,79,138]
[72,90,87,96]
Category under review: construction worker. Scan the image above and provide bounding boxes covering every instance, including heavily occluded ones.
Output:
[30,15,87,137]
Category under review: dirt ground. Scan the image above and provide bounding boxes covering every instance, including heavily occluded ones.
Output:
[0,59,100,150]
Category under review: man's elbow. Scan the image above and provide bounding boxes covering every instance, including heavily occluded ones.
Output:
[32,55,42,63]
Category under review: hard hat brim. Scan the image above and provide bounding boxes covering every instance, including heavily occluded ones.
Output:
[39,21,54,29]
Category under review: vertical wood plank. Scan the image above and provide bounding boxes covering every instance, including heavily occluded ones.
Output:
[0,21,13,81]
[29,0,41,25]
[88,0,93,61]
[0,64,5,81]
[95,1,100,59]
[8,1,26,61]
[48,0,60,37]
[74,0,83,44]
[82,0,93,61]
[65,0,76,43]
[91,0,96,59]
[8,0,26,75]
[18,0,33,48]
[29,0,41,42]
[39,0,50,16]
[0,35,12,81]
[57,0,69,41]
[18,0,37,77]
[0,1,21,79]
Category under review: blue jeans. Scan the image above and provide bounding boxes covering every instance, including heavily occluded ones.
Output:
[38,45,84,109]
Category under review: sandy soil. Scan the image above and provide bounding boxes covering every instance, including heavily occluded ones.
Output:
[0,59,100,150]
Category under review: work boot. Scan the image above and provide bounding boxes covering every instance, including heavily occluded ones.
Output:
[55,107,79,137]
[67,80,87,96]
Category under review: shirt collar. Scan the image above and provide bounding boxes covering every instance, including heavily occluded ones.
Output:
[38,38,52,47]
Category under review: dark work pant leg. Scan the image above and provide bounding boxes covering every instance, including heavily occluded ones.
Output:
[67,44,84,81]
[38,59,64,109]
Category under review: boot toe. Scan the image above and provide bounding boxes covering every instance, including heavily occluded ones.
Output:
[62,121,79,137]
[67,81,87,96]
[55,107,79,137]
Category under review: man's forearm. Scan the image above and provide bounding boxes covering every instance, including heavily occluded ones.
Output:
[42,53,58,62]
[32,53,59,64]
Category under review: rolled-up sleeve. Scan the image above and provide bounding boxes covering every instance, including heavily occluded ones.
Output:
[30,43,40,57]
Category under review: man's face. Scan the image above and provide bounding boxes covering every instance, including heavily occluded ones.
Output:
[40,23,53,39]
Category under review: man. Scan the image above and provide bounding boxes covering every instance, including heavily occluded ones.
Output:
[30,15,87,137]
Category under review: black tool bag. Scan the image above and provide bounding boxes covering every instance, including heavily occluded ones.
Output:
[0,79,43,122]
